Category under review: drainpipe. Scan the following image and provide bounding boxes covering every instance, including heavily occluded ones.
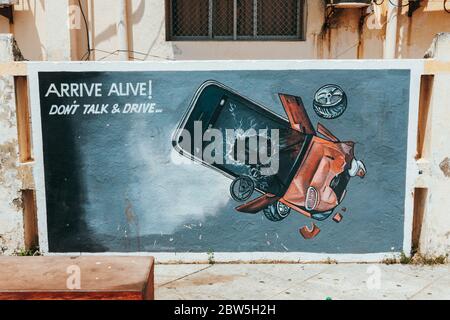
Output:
[384,0,398,59]
[117,0,129,61]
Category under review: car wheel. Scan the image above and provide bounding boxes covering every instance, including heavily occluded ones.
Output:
[313,84,348,119]
[230,176,255,202]
[263,202,291,222]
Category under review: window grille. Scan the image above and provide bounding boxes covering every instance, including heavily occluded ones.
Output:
[167,0,305,41]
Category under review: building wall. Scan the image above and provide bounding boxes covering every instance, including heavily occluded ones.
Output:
[417,33,450,256]
[1,0,449,61]
[0,0,449,258]
[0,35,24,255]
[71,0,384,60]
[396,1,450,58]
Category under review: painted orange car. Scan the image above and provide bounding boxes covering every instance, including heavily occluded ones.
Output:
[235,93,366,222]
[174,80,366,232]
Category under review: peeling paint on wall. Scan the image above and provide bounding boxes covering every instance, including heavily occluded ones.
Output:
[439,157,450,178]
[0,140,18,185]
[0,72,25,255]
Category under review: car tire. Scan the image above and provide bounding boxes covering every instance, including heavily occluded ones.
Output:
[263,202,291,222]
[230,176,255,202]
[313,84,348,119]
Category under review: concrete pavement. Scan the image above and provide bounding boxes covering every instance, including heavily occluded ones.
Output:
[155,263,450,300]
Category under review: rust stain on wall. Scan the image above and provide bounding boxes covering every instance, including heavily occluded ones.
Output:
[318,9,364,59]
[406,14,413,47]
[357,10,367,59]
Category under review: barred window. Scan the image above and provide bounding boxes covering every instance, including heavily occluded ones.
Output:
[166,0,305,40]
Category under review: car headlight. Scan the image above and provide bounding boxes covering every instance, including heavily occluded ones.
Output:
[305,187,318,211]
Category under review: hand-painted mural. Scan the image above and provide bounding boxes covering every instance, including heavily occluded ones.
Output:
[34,64,413,255]
[173,81,367,239]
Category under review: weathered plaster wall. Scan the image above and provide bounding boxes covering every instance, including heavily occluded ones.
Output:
[0,34,24,255]
[86,0,379,60]
[417,33,450,256]
[397,1,450,59]
[7,0,71,61]
[4,0,450,61]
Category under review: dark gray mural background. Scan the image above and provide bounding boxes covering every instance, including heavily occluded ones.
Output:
[38,69,411,253]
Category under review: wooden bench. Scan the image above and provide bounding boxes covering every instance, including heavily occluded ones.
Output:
[0,256,154,300]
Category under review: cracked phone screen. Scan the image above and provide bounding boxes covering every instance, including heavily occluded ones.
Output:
[209,94,306,196]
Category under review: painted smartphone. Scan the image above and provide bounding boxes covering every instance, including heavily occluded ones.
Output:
[173,80,309,197]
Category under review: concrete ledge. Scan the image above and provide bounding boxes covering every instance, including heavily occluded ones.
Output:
[0,62,27,76]
[0,256,155,300]
[424,60,450,74]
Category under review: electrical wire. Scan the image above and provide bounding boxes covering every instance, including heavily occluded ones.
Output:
[77,2,173,61]
[78,0,91,61]
[445,0,450,13]
[82,48,175,61]
[388,0,410,7]
[333,42,360,59]
[97,49,175,61]
[373,0,385,5]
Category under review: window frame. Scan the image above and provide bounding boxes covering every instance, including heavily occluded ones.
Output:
[165,0,307,41]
